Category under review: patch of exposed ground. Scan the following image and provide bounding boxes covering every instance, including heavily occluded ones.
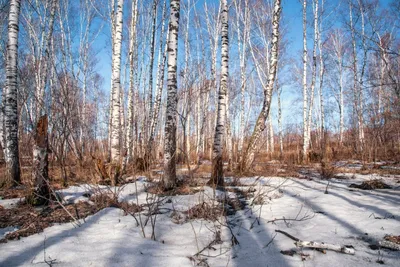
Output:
[0,194,141,243]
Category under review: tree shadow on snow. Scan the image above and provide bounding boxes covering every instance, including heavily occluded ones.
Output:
[0,207,114,266]
[292,179,400,223]
[227,187,293,267]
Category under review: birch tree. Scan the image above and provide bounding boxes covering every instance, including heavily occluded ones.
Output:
[181,0,194,164]
[326,29,347,145]
[78,0,102,156]
[110,0,124,162]
[210,0,229,186]
[349,0,365,153]
[240,0,281,171]
[306,0,319,157]
[204,2,221,161]
[163,0,180,190]
[5,0,21,185]
[277,80,283,156]
[35,0,58,120]
[302,0,319,162]
[126,0,139,162]
[317,0,325,150]
[147,0,158,126]
[147,0,168,162]
[234,0,250,155]
[302,0,309,161]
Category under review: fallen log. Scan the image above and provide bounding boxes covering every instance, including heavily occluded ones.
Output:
[295,241,355,255]
[275,230,355,255]
[379,240,400,251]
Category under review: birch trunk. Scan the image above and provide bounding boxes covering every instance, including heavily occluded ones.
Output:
[349,1,364,153]
[35,0,57,119]
[163,0,180,190]
[306,0,319,156]
[205,2,221,161]
[210,0,229,187]
[194,13,206,159]
[110,0,124,162]
[226,89,233,171]
[147,0,168,161]
[277,83,283,156]
[302,0,309,162]
[126,0,138,162]
[108,0,116,161]
[329,30,345,145]
[240,0,281,171]
[147,0,158,125]
[358,0,366,153]
[31,115,50,205]
[182,0,192,164]
[0,88,6,160]
[234,0,250,154]
[5,0,21,185]
[339,58,344,145]
[268,110,274,153]
[317,0,325,152]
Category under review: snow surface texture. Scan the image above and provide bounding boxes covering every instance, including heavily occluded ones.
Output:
[1,174,399,267]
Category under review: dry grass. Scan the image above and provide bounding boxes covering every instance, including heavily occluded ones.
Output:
[384,235,400,245]
[183,202,224,221]
[0,193,141,243]
[349,179,392,190]
[145,178,204,196]
[319,161,337,179]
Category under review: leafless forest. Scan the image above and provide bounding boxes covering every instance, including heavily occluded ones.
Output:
[0,0,399,266]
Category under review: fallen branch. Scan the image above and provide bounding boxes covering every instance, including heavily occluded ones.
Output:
[275,229,299,241]
[275,230,355,255]
[295,241,355,255]
[379,240,400,251]
[194,230,223,256]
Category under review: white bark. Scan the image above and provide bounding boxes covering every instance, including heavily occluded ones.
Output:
[317,0,325,148]
[147,0,158,125]
[5,0,21,184]
[339,57,344,144]
[268,110,274,153]
[349,1,364,152]
[148,0,168,159]
[277,82,283,156]
[194,11,206,158]
[108,0,116,160]
[110,0,124,162]
[1,86,6,160]
[205,2,221,161]
[328,30,345,145]
[234,0,250,154]
[164,0,180,189]
[241,0,281,171]
[126,0,138,162]
[182,0,193,163]
[211,0,229,186]
[35,0,57,120]
[295,241,355,255]
[306,0,319,154]
[302,0,308,161]
[358,0,366,152]
[226,89,233,170]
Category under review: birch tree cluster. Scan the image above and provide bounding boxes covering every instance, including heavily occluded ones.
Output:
[0,0,399,189]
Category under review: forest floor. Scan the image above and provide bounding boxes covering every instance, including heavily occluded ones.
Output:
[0,160,399,267]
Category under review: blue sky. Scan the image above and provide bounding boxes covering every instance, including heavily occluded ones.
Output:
[96,0,304,81]
[93,0,395,133]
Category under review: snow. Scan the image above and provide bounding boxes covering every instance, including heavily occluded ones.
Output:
[0,197,22,209]
[1,174,399,266]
